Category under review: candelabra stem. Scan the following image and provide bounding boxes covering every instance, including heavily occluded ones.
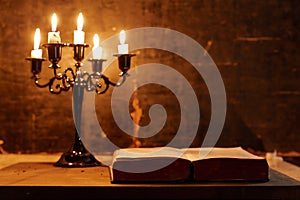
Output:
[54,128,102,167]
[54,76,103,167]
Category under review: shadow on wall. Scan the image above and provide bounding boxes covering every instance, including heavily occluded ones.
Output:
[196,101,266,152]
[123,90,266,152]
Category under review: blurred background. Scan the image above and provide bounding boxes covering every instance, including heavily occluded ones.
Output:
[0,0,299,155]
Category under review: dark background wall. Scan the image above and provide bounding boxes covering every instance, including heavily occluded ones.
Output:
[0,0,299,154]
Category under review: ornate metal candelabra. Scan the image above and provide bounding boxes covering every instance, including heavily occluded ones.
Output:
[26,42,135,167]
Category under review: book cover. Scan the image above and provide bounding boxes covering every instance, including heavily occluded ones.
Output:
[110,147,269,183]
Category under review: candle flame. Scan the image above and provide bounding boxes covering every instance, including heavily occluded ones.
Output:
[51,13,57,32]
[77,12,84,31]
[119,30,126,44]
[34,28,40,50]
[92,34,102,59]
[93,34,99,47]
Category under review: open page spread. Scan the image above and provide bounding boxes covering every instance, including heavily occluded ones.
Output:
[113,146,264,162]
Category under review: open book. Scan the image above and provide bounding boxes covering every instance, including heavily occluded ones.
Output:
[110,147,269,183]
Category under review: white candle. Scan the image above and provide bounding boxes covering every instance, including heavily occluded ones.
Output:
[31,28,43,58]
[74,13,85,44]
[92,34,103,59]
[48,13,61,43]
[118,30,128,54]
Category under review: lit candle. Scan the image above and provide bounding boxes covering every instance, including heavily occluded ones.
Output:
[118,30,128,54]
[31,28,43,58]
[48,13,61,43]
[92,34,103,59]
[74,13,85,44]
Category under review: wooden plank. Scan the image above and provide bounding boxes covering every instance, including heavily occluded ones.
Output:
[0,162,299,186]
[0,162,110,186]
[0,169,299,200]
[0,155,299,199]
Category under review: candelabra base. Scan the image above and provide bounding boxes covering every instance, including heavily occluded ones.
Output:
[54,139,103,167]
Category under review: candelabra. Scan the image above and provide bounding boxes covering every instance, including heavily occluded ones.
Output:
[26,42,135,167]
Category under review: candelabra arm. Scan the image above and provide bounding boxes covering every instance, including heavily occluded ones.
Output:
[48,76,65,94]
[62,67,76,89]
[95,74,127,94]
[96,75,110,94]
[114,73,128,87]
[81,71,96,92]
[33,75,51,88]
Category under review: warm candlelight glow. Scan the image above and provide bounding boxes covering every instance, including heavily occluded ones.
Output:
[51,13,57,32]
[93,34,99,47]
[48,13,61,43]
[74,12,85,44]
[31,28,42,58]
[118,30,128,54]
[77,12,83,31]
[34,28,40,50]
[93,34,102,59]
[119,30,126,44]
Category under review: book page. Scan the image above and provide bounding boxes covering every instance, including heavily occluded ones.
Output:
[182,147,265,161]
[112,146,265,162]
[113,147,187,161]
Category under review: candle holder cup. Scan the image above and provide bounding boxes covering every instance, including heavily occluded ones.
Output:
[89,58,106,73]
[70,44,89,63]
[25,58,46,77]
[43,43,67,65]
[114,53,136,75]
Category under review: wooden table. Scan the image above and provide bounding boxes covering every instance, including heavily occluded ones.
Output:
[0,154,299,200]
